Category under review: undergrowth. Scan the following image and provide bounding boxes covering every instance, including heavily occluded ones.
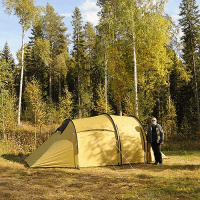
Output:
[0,121,200,155]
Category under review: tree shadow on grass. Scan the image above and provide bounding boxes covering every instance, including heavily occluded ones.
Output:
[1,153,30,167]
[105,162,200,173]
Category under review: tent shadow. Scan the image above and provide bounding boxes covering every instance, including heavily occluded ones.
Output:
[1,153,29,167]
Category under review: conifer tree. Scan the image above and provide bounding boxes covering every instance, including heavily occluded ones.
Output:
[179,0,200,132]
[83,22,96,114]
[1,42,15,96]
[169,49,191,133]
[0,57,17,139]
[1,42,15,68]
[71,7,88,118]
[43,3,68,101]
[25,12,50,98]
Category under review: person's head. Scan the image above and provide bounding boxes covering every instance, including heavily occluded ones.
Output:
[151,117,157,125]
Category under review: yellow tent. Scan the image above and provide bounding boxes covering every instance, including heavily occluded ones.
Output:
[25,114,154,168]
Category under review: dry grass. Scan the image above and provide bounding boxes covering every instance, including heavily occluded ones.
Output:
[2,121,58,154]
[0,145,200,200]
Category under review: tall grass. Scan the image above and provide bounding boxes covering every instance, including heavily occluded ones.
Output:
[0,121,58,154]
[163,134,200,151]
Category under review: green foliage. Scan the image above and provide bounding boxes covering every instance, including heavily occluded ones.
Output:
[32,38,52,65]
[43,3,69,100]
[58,86,73,123]
[71,6,90,118]
[0,56,14,90]
[2,0,36,30]
[24,79,46,136]
[1,42,15,69]
[2,0,200,140]
[44,100,58,125]
[0,55,17,139]
[0,90,18,140]
[94,84,113,114]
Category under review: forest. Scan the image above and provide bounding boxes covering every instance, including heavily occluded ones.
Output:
[0,0,200,152]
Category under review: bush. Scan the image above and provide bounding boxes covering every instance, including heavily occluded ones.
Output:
[163,134,200,151]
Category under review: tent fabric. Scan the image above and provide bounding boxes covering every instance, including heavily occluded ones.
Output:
[25,114,154,168]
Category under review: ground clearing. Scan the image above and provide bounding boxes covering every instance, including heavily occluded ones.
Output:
[0,150,200,200]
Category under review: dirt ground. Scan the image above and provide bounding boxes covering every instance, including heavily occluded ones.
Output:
[0,151,200,200]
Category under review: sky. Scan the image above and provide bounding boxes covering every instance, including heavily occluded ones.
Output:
[0,0,200,63]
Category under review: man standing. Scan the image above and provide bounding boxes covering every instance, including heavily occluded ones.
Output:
[147,117,164,165]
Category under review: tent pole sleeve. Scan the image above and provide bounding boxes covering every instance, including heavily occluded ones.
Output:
[102,113,122,166]
[71,120,80,169]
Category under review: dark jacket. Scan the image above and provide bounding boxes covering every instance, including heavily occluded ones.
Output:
[147,123,164,144]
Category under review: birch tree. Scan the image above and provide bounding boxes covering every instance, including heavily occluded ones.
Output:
[96,2,112,113]
[97,0,140,116]
[24,79,46,147]
[2,0,37,126]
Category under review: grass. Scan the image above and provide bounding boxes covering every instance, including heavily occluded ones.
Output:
[0,143,200,200]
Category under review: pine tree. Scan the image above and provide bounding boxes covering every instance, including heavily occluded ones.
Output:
[179,0,200,132]
[25,12,50,98]
[1,42,15,68]
[169,49,191,133]
[83,22,96,115]
[71,7,88,118]
[25,36,51,98]
[1,42,16,96]
[43,3,68,101]
[0,57,17,139]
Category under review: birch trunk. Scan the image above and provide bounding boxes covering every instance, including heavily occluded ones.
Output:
[17,25,25,126]
[78,69,82,118]
[1,91,6,139]
[104,52,108,113]
[132,33,139,117]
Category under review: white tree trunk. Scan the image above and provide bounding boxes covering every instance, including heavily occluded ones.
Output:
[1,91,6,139]
[168,74,171,136]
[18,25,25,126]
[132,33,139,117]
[105,52,108,113]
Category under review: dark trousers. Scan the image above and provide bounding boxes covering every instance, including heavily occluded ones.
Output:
[151,143,162,164]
